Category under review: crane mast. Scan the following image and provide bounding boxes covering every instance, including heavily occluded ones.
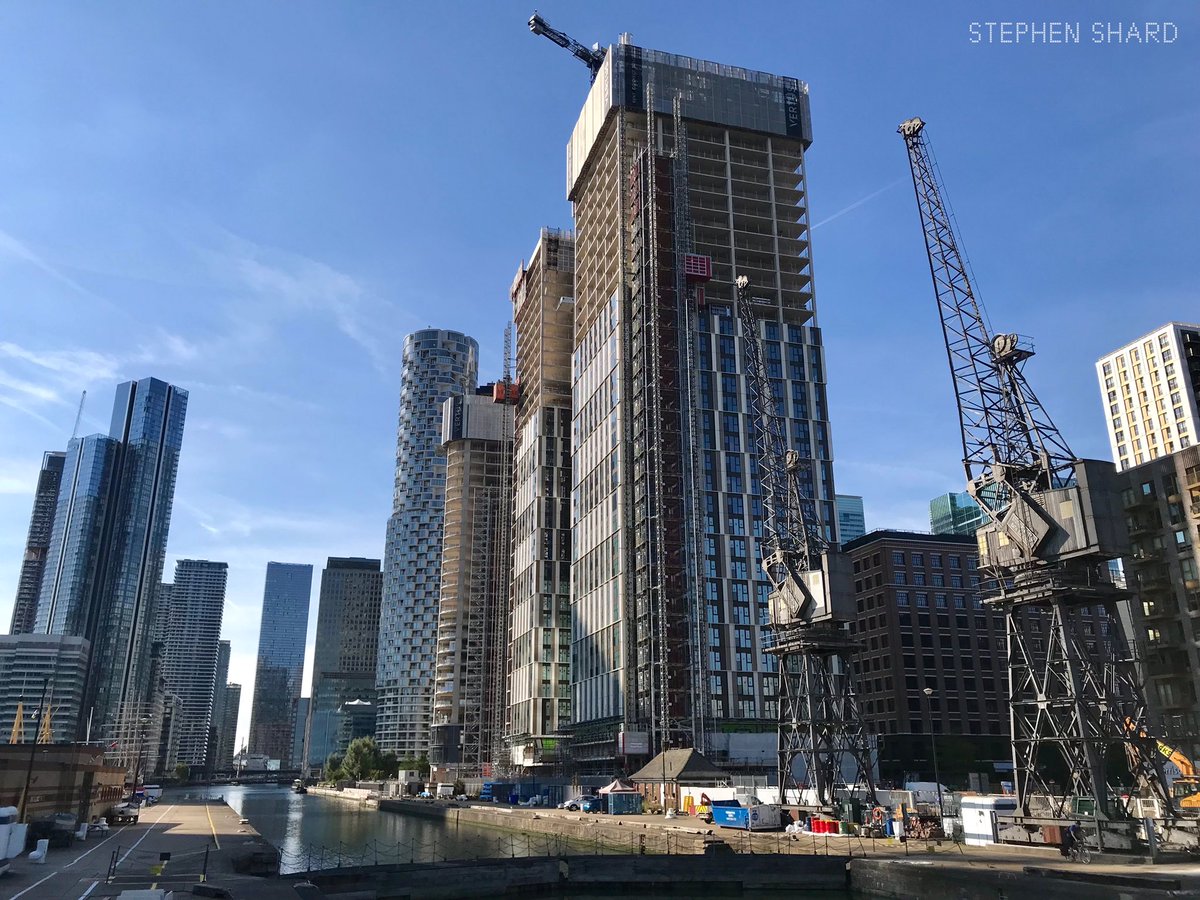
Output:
[735,276,876,809]
[899,117,1174,824]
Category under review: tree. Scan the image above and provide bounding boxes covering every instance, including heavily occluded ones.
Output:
[174,763,190,783]
[342,737,386,782]
[452,779,465,797]
[324,751,345,783]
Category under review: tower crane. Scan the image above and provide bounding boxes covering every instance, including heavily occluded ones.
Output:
[735,275,877,809]
[528,12,606,81]
[898,117,1174,823]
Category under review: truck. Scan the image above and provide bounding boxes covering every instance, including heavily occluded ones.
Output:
[709,798,782,831]
[435,783,455,799]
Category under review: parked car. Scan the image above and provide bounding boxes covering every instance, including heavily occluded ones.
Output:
[581,796,606,814]
[558,796,587,811]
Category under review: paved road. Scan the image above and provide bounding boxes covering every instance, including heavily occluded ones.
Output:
[0,799,295,900]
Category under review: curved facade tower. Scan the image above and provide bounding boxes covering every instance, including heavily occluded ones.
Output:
[375,330,478,756]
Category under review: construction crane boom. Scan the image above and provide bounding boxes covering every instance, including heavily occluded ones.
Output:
[899,116,1175,823]
[528,12,606,81]
[71,390,86,441]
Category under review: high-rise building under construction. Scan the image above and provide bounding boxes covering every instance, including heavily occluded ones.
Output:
[508,229,575,772]
[564,39,833,768]
[430,390,513,780]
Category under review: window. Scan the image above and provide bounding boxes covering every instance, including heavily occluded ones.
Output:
[896,591,910,607]
[912,552,924,567]
[892,551,905,566]
[894,572,908,585]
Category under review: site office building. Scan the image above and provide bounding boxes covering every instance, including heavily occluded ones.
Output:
[566,39,835,769]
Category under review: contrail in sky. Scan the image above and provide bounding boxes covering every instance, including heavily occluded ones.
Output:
[812,178,906,229]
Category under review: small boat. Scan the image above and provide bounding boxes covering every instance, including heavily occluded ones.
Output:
[292,779,308,794]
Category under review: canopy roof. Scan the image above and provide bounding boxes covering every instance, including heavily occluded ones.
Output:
[599,778,637,794]
[628,749,729,785]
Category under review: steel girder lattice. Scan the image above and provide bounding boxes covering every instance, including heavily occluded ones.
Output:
[775,626,877,808]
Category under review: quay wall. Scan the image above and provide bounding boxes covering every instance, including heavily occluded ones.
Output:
[849,858,1184,899]
[296,853,849,898]
[378,798,713,853]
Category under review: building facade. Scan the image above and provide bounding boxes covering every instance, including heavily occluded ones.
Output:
[565,40,832,768]
[842,531,1011,785]
[929,491,986,536]
[508,229,575,772]
[35,377,187,763]
[293,697,309,768]
[220,682,241,764]
[208,639,231,773]
[1096,322,1200,471]
[160,559,227,769]
[1118,446,1200,760]
[9,451,66,635]
[836,494,866,543]
[0,634,90,744]
[248,562,313,766]
[376,331,478,756]
[430,391,512,780]
[309,557,383,768]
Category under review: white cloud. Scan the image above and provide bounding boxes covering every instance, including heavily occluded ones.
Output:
[205,231,396,373]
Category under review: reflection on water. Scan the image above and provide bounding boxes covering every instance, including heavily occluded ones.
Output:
[221,785,571,873]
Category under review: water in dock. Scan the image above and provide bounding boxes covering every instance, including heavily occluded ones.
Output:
[223,784,578,874]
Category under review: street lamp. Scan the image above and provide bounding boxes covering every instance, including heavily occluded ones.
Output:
[133,714,152,796]
[921,687,944,818]
[19,677,50,823]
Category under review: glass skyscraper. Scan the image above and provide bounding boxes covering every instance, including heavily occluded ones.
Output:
[375,330,478,756]
[929,491,986,536]
[35,377,187,758]
[308,557,383,768]
[248,561,313,767]
[160,559,227,769]
[836,494,866,543]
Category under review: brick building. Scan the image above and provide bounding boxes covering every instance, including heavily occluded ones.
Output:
[842,530,1010,785]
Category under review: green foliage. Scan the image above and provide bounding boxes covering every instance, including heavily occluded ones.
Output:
[452,779,465,797]
[174,763,190,782]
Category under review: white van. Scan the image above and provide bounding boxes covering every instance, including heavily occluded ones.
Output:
[436,783,455,799]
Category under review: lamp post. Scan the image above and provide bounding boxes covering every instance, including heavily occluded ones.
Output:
[921,687,944,818]
[132,713,152,797]
[19,677,50,823]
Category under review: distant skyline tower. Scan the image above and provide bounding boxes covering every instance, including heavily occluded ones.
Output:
[507,229,575,773]
[209,638,231,773]
[221,682,242,762]
[9,451,66,635]
[309,557,383,768]
[248,562,313,766]
[160,559,227,769]
[430,390,513,780]
[928,490,986,536]
[35,377,187,761]
[376,330,478,756]
[835,494,866,543]
[564,41,832,766]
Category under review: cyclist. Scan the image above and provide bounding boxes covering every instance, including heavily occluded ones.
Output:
[1061,821,1083,859]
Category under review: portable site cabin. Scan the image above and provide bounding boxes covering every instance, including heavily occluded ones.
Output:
[960,795,1018,846]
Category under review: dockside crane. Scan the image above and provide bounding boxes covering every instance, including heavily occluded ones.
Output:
[898,117,1175,823]
[735,275,877,809]
[528,13,606,81]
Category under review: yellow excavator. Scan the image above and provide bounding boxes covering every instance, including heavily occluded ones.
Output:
[1157,740,1200,811]
[1126,717,1200,811]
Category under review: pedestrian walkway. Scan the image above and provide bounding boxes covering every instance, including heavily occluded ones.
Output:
[0,796,293,900]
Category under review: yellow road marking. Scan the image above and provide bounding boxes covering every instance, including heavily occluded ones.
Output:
[205,800,222,850]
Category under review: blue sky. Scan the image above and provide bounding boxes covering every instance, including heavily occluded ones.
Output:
[1,2,1196,749]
